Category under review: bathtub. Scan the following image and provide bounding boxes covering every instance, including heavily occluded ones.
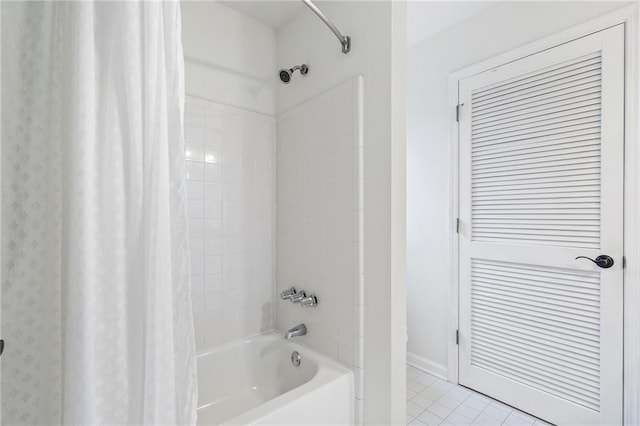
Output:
[196,332,354,425]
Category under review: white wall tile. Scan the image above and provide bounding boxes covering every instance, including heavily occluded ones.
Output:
[205,164,221,182]
[276,78,364,410]
[185,125,204,144]
[205,218,222,238]
[205,274,222,293]
[186,181,204,201]
[187,200,205,219]
[204,183,222,201]
[186,142,206,162]
[186,160,205,181]
[189,238,205,258]
[190,255,205,277]
[192,276,205,295]
[186,96,275,350]
[205,201,222,219]
[192,297,204,315]
[204,145,222,164]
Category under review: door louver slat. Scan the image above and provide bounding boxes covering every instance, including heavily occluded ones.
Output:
[473,53,601,98]
[470,259,601,411]
[471,314,601,363]
[471,54,601,248]
[472,92,601,122]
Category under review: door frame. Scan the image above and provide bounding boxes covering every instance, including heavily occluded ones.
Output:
[446,3,639,423]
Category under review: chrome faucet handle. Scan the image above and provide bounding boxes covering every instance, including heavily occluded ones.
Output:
[301,295,318,307]
[280,287,297,300]
[291,291,307,303]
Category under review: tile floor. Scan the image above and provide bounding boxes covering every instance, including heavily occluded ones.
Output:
[406,366,552,426]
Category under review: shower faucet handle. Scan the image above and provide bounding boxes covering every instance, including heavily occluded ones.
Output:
[280,287,297,300]
[291,291,307,303]
[301,295,318,308]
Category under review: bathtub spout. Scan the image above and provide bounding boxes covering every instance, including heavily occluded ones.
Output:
[284,324,307,340]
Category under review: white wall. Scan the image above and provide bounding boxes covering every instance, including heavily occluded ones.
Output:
[277,2,406,424]
[181,0,277,115]
[407,0,631,375]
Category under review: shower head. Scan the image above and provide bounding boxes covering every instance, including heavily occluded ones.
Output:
[278,64,309,84]
[279,69,292,84]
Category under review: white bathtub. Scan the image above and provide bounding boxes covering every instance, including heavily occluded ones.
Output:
[196,332,354,425]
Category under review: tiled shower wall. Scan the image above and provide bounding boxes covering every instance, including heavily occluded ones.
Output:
[184,96,275,350]
[276,77,364,423]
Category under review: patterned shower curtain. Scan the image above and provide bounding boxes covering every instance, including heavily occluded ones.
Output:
[1,1,197,424]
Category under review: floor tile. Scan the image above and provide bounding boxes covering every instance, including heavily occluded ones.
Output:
[416,410,444,426]
[471,413,503,426]
[430,379,455,393]
[503,412,535,426]
[512,411,537,423]
[452,403,482,421]
[445,411,474,425]
[421,386,448,401]
[481,403,511,421]
[415,373,438,387]
[464,395,491,411]
[412,393,435,409]
[405,365,548,426]
[439,394,463,410]
[447,386,472,402]
[408,400,426,417]
[428,401,455,419]
[408,366,422,381]
[408,380,427,393]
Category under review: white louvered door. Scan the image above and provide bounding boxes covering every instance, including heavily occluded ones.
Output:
[458,25,624,425]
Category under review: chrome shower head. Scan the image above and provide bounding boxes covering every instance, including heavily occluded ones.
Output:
[278,64,309,84]
[279,69,292,84]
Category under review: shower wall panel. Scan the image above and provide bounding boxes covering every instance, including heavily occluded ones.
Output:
[276,77,364,419]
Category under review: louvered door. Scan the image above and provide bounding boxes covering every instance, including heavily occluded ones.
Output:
[458,25,624,425]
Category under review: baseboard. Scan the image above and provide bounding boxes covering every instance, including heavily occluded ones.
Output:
[407,352,448,380]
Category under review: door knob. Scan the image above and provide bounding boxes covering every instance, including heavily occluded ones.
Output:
[575,255,614,269]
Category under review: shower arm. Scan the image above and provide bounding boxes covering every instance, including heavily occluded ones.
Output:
[301,0,351,54]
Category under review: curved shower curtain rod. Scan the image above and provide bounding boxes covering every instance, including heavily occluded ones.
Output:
[301,0,351,54]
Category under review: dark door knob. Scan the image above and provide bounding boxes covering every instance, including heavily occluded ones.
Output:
[575,255,614,269]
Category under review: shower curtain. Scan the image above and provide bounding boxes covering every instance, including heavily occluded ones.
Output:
[1,1,197,424]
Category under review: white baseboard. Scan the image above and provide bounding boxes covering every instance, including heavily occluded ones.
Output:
[407,352,448,381]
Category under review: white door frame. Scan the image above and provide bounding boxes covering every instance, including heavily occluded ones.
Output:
[447,4,640,423]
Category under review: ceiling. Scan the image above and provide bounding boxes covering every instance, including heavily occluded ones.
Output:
[218,0,305,29]
[407,1,497,46]
[216,0,497,45]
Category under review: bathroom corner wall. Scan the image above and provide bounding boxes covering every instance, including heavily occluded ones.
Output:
[181,1,277,350]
